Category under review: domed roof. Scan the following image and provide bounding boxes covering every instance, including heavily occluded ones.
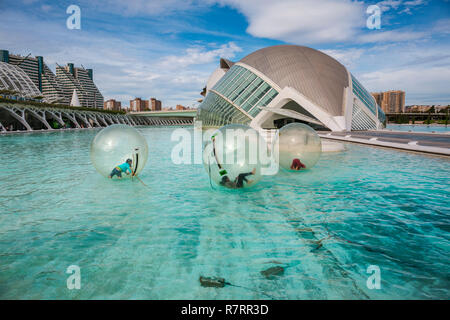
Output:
[239,45,349,116]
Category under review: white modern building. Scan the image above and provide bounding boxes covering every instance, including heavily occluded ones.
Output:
[56,63,103,108]
[0,50,103,107]
[197,45,386,131]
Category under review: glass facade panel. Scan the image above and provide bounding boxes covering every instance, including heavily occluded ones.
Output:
[197,91,251,127]
[377,105,386,124]
[351,74,377,116]
[248,88,278,117]
[228,73,256,101]
[235,78,263,108]
[214,65,244,94]
[222,68,249,97]
[198,64,279,127]
[241,83,270,111]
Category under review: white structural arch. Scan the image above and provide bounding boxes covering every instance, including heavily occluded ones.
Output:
[0,61,42,99]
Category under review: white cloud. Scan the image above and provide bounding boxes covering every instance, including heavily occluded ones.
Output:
[360,67,450,104]
[403,0,426,6]
[358,29,427,43]
[348,40,450,105]
[0,8,225,108]
[89,0,207,17]
[214,0,365,44]
[40,4,52,12]
[433,18,450,34]
[159,42,242,69]
[212,0,429,45]
[321,48,365,68]
[377,0,403,12]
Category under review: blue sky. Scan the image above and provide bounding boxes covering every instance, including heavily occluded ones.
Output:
[0,0,449,107]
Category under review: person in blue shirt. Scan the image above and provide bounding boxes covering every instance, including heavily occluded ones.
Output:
[109,159,133,179]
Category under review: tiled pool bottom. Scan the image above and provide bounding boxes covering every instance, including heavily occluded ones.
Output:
[0,127,448,299]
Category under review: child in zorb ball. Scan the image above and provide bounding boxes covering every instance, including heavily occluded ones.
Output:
[109,158,133,179]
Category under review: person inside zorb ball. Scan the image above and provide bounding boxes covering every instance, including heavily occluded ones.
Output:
[275,122,322,172]
[203,124,268,189]
[90,124,149,179]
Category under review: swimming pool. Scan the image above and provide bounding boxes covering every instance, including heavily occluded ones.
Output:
[0,127,449,299]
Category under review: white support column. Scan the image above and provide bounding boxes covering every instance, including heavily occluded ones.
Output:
[46,110,65,127]
[77,113,92,128]
[88,113,102,127]
[61,111,81,128]
[127,117,135,126]
[97,115,109,127]
[1,106,32,131]
[28,108,53,130]
[105,115,114,125]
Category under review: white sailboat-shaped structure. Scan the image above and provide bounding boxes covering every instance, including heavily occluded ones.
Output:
[70,89,81,107]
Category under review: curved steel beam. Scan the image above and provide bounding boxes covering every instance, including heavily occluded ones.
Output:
[97,115,109,127]
[46,110,65,127]
[0,120,6,132]
[0,105,32,131]
[87,113,102,127]
[75,113,92,128]
[27,108,53,130]
[61,111,81,128]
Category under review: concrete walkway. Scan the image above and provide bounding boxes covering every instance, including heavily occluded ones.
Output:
[318,130,450,156]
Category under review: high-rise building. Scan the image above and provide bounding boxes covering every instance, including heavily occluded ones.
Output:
[371,92,383,108]
[104,99,122,111]
[371,90,405,113]
[129,98,150,112]
[0,50,103,107]
[150,98,162,111]
[56,63,103,108]
[1,50,66,103]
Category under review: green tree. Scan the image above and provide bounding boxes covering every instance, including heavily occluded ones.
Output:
[426,110,432,125]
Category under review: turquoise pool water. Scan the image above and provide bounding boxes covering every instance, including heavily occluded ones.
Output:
[386,124,449,133]
[0,127,449,299]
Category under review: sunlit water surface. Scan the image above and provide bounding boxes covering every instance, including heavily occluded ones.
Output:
[0,127,449,299]
[386,124,449,133]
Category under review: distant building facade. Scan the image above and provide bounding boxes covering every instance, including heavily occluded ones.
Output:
[56,63,103,108]
[129,98,149,112]
[371,90,405,113]
[1,50,66,103]
[176,104,186,110]
[104,99,122,111]
[0,49,103,107]
[150,98,162,111]
[128,98,163,112]
[406,105,449,113]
